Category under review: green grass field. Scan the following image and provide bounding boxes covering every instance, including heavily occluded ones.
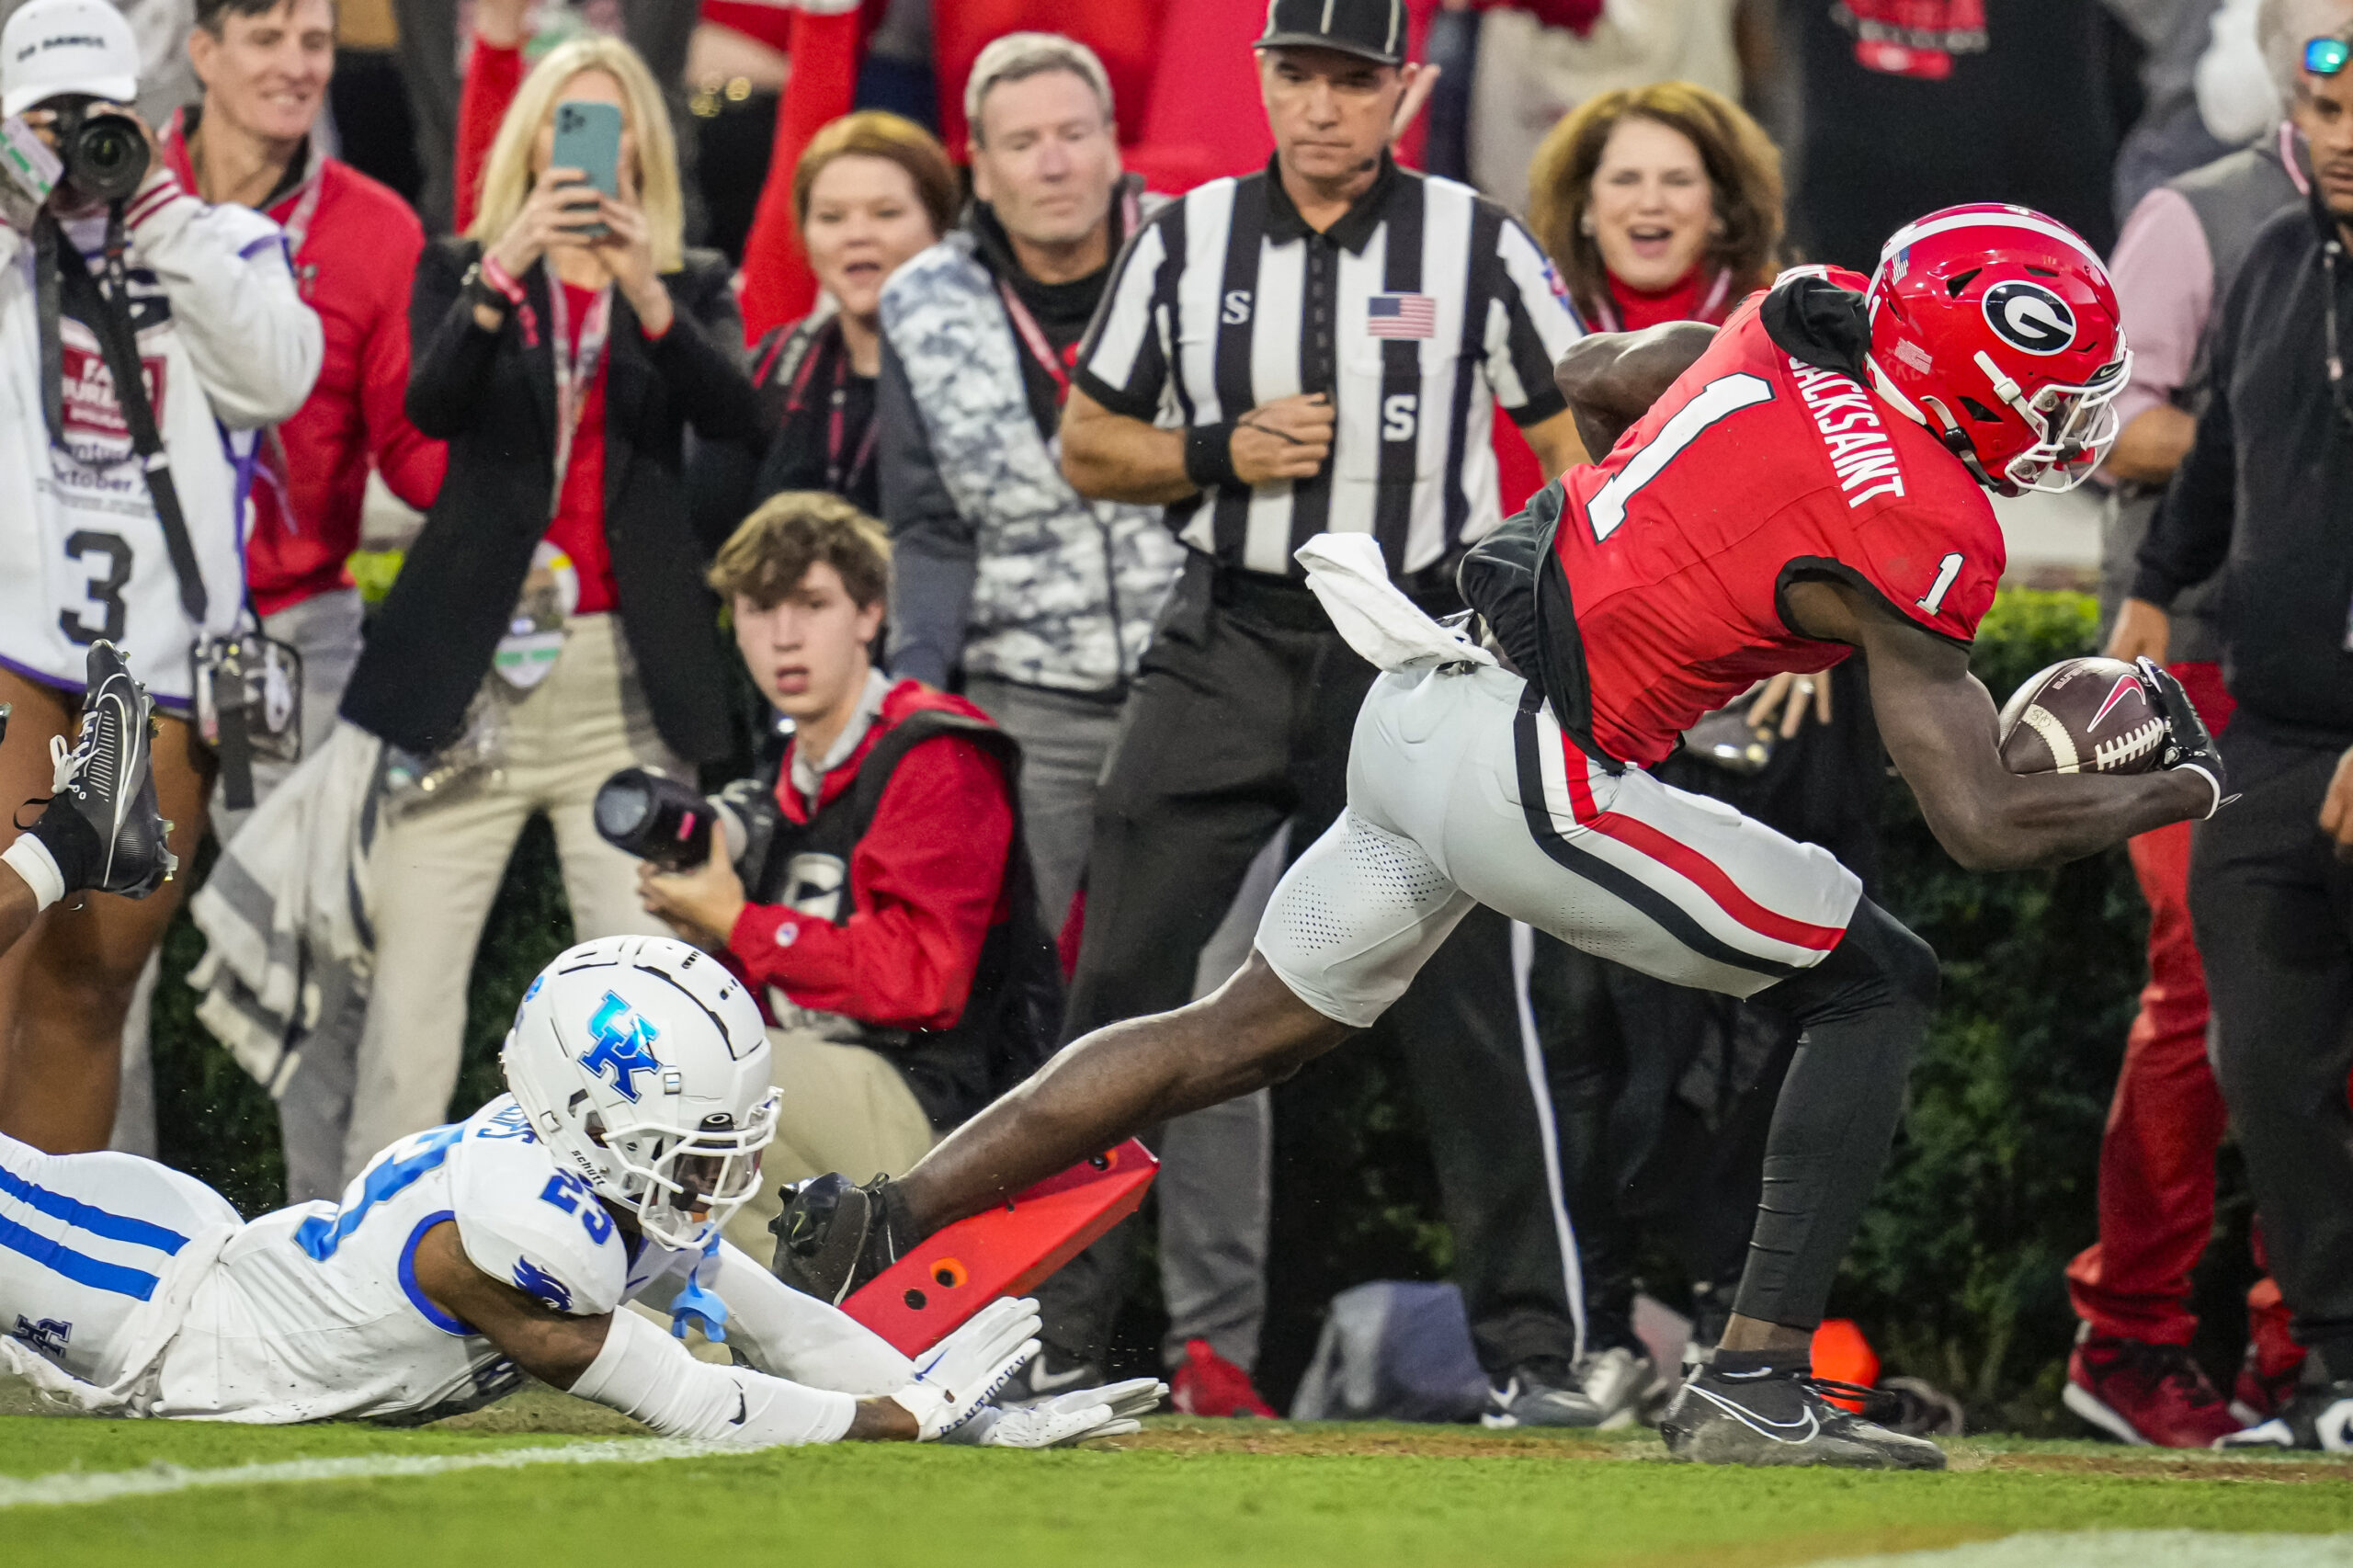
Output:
[5,1381,2350,1568]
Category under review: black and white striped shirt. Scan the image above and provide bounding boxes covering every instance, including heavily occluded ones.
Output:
[1074,156,1583,581]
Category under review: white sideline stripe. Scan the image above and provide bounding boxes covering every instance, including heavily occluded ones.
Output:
[1812,1529,2353,1568]
[0,1437,728,1510]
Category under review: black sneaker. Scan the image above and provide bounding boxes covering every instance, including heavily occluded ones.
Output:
[767,1172,908,1304]
[2216,1376,2353,1451]
[48,642,175,899]
[997,1345,1108,1409]
[1658,1365,1948,1469]
[1482,1357,1607,1428]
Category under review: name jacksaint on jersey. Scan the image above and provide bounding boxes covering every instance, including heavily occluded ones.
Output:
[1548,275,2005,767]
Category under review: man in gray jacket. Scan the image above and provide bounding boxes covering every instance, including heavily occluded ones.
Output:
[876,33,1268,1415]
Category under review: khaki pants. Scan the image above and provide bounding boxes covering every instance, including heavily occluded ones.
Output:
[722,1026,938,1265]
[342,616,687,1176]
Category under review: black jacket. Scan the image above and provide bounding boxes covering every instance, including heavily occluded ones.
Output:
[342,239,762,763]
[2133,192,2353,747]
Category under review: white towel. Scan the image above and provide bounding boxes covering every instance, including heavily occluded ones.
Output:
[1294,533,1497,675]
[188,725,383,1093]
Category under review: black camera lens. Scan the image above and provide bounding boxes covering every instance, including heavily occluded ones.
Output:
[593,767,714,872]
[56,101,150,204]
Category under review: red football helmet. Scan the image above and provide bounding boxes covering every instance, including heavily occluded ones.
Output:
[1864,204,2130,495]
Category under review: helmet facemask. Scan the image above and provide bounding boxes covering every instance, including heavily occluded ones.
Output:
[1972,347,2131,494]
[592,1093,779,1250]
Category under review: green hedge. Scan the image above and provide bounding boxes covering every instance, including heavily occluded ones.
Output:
[143,588,2157,1423]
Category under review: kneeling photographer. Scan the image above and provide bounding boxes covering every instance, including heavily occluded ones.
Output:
[0,0,321,1150]
[622,493,1058,1259]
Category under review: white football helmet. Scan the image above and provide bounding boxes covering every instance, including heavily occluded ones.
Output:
[502,936,779,1250]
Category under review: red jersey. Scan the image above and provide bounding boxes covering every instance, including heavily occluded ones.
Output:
[1548,276,2004,767]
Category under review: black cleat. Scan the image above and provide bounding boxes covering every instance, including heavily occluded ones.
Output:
[49,642,175,899]
[767,1172,909,1304]
[1659,1365,1948,1470]
[2216,1376,2353,1451]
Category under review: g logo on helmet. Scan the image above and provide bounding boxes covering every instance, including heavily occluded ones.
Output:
[1982,280,2076,356]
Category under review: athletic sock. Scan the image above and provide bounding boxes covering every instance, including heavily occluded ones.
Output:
[3,833,68,910]
[23,803,100,899]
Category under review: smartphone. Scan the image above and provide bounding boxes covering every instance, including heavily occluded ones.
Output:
[549,98,622,238]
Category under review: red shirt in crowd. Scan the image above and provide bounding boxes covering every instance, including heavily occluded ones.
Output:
[164,113,448,618]
[544,280,618,615]
[726,680,1018,1031]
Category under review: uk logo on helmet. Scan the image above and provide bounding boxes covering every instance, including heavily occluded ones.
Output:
[579,990,663,1102]
[1982,280,2076,356]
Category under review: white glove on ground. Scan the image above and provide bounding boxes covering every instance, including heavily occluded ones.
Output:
[946,1377,1169,1449]
[889,1297,1040,1441]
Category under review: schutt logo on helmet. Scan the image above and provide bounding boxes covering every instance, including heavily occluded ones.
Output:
[1981,280,2076,357]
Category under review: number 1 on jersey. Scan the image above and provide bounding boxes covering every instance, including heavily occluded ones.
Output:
[1586,372,1776,542]
[1916,552,1964,616]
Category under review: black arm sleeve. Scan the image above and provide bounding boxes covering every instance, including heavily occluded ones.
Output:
[878,337,979,688]
[404,241,503,439]
[647,265,763,442]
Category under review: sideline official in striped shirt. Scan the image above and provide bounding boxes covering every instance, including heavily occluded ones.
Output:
[1047,0,1608,1431]
[1063,49,1586,578]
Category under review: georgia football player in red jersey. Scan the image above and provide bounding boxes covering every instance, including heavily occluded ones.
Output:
[759,207,2229,1469]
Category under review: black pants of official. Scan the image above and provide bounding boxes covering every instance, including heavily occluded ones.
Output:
[1042,558,1582,1378]
[2193,719,2353,1372]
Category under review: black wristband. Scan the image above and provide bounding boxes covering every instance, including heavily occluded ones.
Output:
[1185,422,1241,489]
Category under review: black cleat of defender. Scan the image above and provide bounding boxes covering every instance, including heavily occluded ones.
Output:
[50,642,177,899]
[1658,1365,1949,1470]
[767,1173,908,1304]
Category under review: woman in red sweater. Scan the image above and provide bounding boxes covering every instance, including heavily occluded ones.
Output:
[1526,80,1783,333]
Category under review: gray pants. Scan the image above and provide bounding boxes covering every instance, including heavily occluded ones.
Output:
[111,588,367,1200]
[964,672,1274,1370]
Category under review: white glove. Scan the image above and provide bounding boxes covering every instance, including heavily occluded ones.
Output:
[945,1377,1169,1449]
[889,1297,1040,1441]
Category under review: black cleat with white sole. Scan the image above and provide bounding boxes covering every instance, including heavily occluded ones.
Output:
[767,1172,912,1303]
[48,642,176,899]
[2216,1376,2353,1452]
[1658,1364,1948,1470]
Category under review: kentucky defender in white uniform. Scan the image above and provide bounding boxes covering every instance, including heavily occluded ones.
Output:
[0,936,1158,1447]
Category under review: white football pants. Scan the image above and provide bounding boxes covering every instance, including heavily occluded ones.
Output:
[1256,662,1862,1028]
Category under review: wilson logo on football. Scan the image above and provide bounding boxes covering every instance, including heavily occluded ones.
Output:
[1981,280,2076,356]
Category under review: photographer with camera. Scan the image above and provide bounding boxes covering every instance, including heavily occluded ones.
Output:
[0,0,321,1153]
[627,492,1058,1262]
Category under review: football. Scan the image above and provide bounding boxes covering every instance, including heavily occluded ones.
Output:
[1997,656,2168,776]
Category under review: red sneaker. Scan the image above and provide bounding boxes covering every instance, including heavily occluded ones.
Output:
[2063,1335,2238,1448]
[2232,1348,2305,1426]
[1170,1338,1276,1418]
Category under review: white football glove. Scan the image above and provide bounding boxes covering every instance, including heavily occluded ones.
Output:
[944,1377,1169,1449]
[889,1297,1040,1441]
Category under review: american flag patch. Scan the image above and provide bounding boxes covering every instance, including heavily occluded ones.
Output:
[1367,293,1438,338]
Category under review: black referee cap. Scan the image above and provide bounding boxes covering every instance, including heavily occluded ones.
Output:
[1256,0,1407,67]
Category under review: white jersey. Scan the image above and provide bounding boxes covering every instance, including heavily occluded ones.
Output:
[4,1101,913,1424]
[0,176,321,707]
[151,1096,697,1424]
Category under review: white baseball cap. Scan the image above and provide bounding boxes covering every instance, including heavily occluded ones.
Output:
[2,0,139,119]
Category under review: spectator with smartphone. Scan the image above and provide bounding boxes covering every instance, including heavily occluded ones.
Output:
[636,492,1058,1259]
[0,0,321,1152]
[335,35,759,1181]
[149,0,447,1198]
[691,111,957,539]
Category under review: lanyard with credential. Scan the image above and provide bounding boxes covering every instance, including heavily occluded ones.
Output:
[546,275,614,516]
[996,279,1073,406]
[784,326,878,495]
